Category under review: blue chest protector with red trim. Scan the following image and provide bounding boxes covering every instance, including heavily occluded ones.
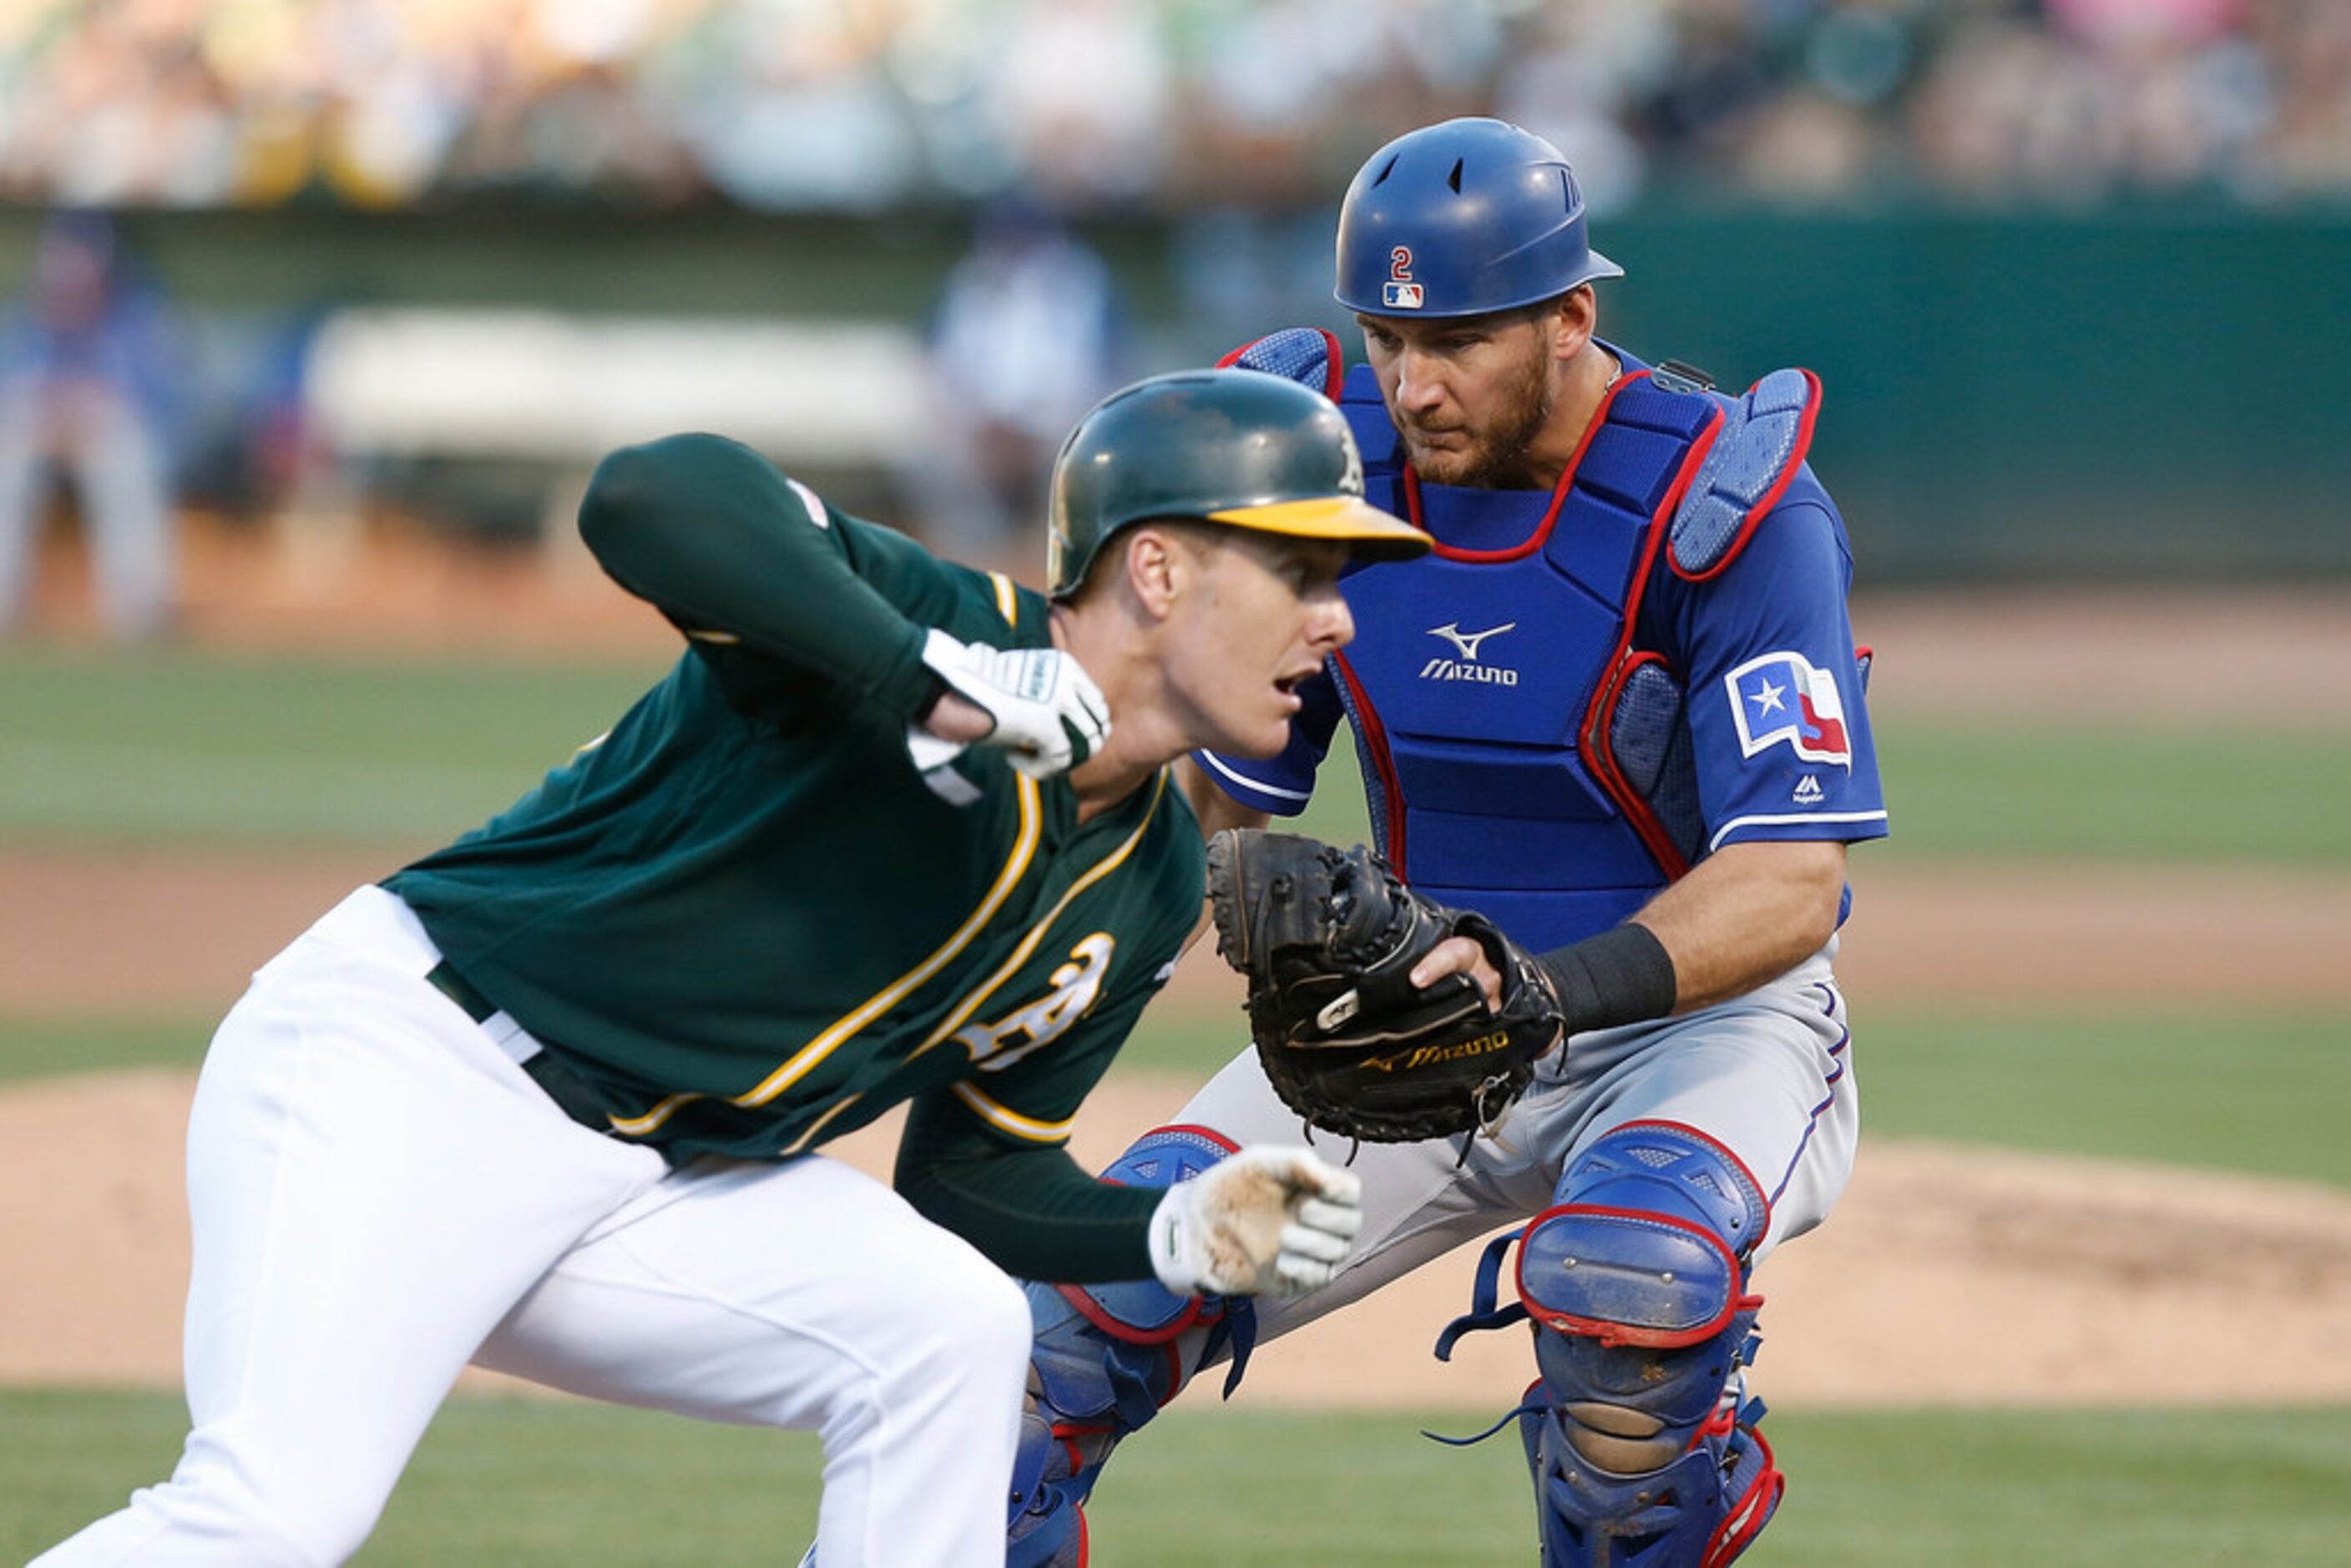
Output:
[1327,355,1712,948]
[1209,330,1848,953]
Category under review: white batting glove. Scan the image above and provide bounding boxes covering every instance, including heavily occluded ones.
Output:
[1146,1145,1364,1297]
[906,628,1112,780]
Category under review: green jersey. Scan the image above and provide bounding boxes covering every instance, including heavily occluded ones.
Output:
[384,434,1196,1277]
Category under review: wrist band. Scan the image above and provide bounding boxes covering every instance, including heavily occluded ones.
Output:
[1534,922,1677,1035]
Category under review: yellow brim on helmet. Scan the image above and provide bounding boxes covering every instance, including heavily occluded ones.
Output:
[1206,496,1429,563]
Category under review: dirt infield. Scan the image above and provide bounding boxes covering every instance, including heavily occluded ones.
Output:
[6,571,2349,1406]
[6,845,2347,1019]
[9,1068,2351,1411]
[6,841,2348,1408]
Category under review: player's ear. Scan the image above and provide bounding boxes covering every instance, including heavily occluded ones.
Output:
[1550,286,1596,362]
[1121,523,1189,620]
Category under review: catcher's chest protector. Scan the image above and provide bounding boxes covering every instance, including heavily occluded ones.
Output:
[1331,361,1727,951]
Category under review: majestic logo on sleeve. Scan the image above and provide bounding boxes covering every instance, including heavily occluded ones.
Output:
[1383,246,1424,311]
[1420,620,1519,685]
[1727,651,1852,768]
[962,934,1115,1071]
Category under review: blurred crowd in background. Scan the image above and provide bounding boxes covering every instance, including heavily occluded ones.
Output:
[2,0,2347,639]
[2,0,2348,216]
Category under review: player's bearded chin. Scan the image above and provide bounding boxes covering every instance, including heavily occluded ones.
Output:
[1400,341,1553,488]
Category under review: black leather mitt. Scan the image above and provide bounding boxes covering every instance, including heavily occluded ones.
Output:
[1205,829,1562,1144]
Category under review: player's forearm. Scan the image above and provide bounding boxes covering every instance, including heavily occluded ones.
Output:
[579,432,935,715]
[895,1104,1163,1282]
[1631,839,1846,1013]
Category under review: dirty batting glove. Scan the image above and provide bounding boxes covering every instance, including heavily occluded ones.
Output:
[906,628,1112,780]
[1146,1145,1364,1297]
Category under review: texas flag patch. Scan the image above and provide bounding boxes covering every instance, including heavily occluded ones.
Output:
[1727,650,1852,768]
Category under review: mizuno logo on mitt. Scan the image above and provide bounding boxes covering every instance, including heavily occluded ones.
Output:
[1364,1031,1514,1075]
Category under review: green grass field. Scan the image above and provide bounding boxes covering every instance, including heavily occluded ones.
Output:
[8,1391,2348,1565]
[4,646,2348,861]
[0,646,660,845]
[9,1007,2348,1189]
[6,643,2348,1561]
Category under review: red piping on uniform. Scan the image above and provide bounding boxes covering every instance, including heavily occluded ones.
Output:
[1408,370,1647,564]
[1150,1123,1241,1156]
[1575,409,1723,880]
[1581,649,1690,879]
[1362,372,1653,870]
[1671,368,1823,583]
[1332,650,1408,873]
[1701,1425,1785,1568]
[1054,1429,1095,1474]
[1216,330,1346,401]
[1055,1285,1215,1345]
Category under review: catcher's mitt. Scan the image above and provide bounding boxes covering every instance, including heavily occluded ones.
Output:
[1205,828,1561,1144]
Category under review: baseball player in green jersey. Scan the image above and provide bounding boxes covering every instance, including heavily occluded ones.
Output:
[33,369,1428,1568]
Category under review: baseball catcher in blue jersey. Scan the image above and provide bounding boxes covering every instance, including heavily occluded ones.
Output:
[31,370,1438,1568]
[1000,118,1888,1567]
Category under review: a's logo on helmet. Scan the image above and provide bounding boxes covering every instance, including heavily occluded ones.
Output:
[1383,245,1423,310]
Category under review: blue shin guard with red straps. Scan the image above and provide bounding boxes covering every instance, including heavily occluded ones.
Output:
[1007,1126,1259,1568]
[1436,1122,1784,1567]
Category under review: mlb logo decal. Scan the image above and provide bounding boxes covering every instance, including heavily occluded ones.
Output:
[1383,245,1423,310]
[1727,651,1852,768]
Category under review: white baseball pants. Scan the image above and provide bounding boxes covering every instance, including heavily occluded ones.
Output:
[33,886,1029,1568]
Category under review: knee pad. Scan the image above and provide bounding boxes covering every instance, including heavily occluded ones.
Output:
[1520,1119,1768,1355]
[1010,1126,1260,1566]
[1433,1123,1782,1567]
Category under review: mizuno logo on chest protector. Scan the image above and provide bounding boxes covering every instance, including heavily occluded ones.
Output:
[1421,621,1520,685]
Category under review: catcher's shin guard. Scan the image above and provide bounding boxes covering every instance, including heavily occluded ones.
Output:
[1436,1122,1783,1566]
[1518,1382,1782,1568]
[1009,1126,1259,1567]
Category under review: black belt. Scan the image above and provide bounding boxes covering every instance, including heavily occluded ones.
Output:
[425,959,615,1136]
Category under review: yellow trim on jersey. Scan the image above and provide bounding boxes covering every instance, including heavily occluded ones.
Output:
[781,1091,866,1156]
[729,773,1046,1110]
[988,571,1019,626]
[948,1080,1074,1144]
[608,1090,702,1138]
[685,628,743,645]
[913,770,1168,1065]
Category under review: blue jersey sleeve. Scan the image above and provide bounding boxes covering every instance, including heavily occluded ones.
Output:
[1191,665,1347,817]
[1658,479,1888,854]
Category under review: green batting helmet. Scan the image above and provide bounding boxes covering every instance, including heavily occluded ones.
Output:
[1046,368,1428,600]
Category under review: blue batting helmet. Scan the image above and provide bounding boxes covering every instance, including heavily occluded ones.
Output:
[1334,118,1622,319]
